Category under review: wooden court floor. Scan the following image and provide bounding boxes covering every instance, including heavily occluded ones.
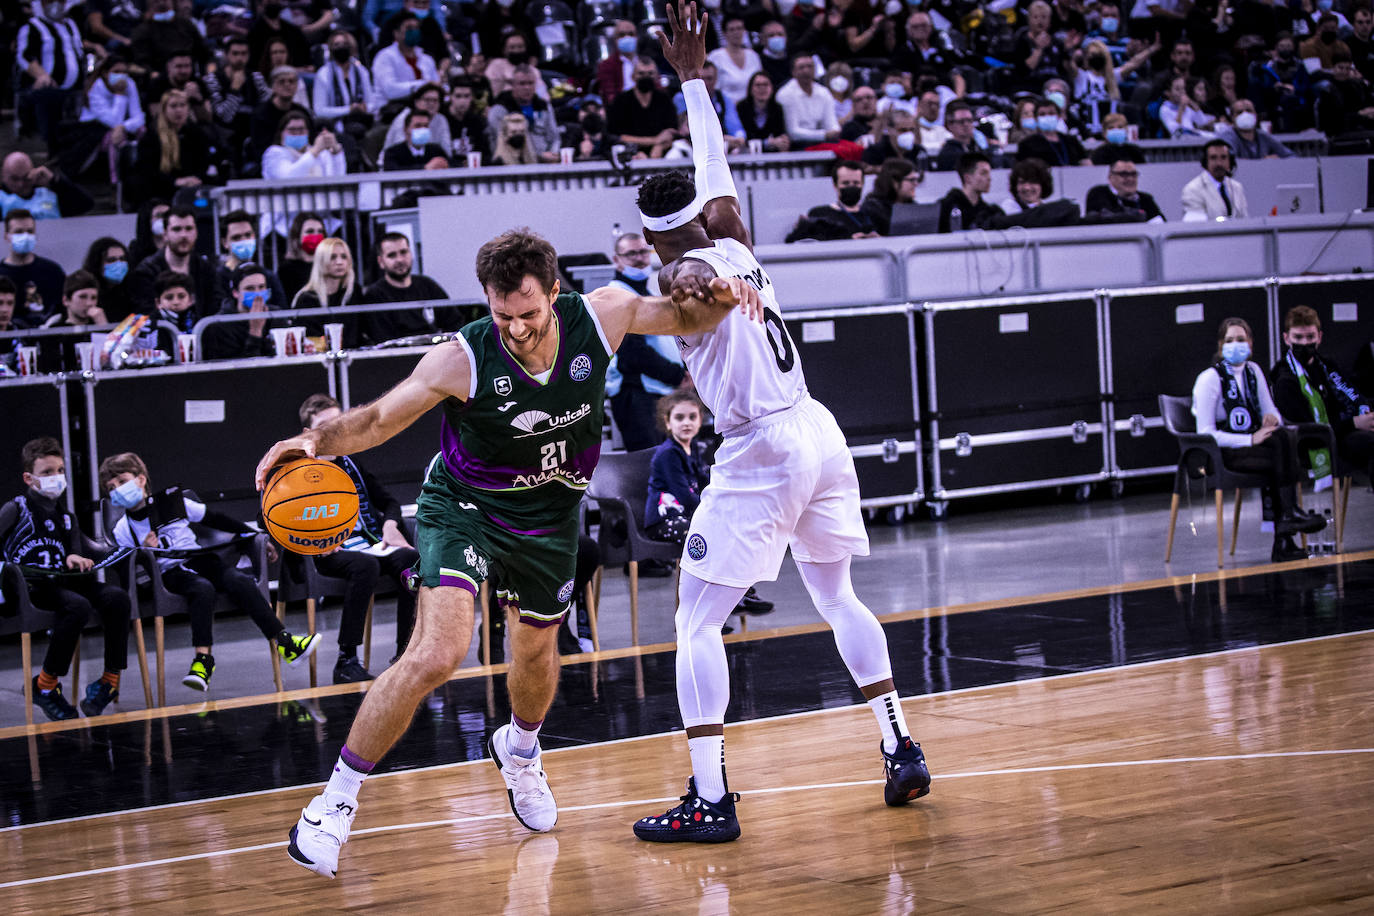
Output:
[3,628,1371,913]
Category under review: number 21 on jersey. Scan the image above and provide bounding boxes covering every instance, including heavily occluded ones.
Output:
[540,440,568,470]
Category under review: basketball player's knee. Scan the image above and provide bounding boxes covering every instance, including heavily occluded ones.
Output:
[403,640,463,687]
[810,591,863,626]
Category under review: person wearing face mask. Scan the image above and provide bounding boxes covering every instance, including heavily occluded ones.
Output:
[672,62,746,149]
[608,59,683,157]
[67,55,145,185]
[0,151,93,221]
[486,28,549,99]
[362,0,446,43]
[1089,112,1146,164]
[1300,12,1350,70]
[0,210,65,327]
[82,236,135,323]
[372,13,440,101]
[383,83,453,152]
[16,0,86,153]
[382,109,452,169]
[202,262,283,360]
[0,437,134,721]
[473,0,540,63]
[214,209,288,310]
[788,159,879,241]
[313,31,380,144]
[758,20,795,87]
[1249,33,1313,133]
[1270,306,1374,491]
[129,0,211,77]
[707,16,762,105]
[280,211,327,304]
[1215,99,1295,158]
[861,108,925,167]
[877,73,917,118]
[1015,96,1090,165]
[380,0,451,78]
[599,20,648,100]
[1192,317,1328,562]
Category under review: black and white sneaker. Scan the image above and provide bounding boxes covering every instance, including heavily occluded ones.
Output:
[633,778,741,843]
[882,737,932,806]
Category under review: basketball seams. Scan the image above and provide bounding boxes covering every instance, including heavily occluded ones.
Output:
[265,510,359,535]
[260,458,361,554]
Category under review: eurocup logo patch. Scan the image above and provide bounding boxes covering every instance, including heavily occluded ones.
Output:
[686,533,707,561]
[557,579,575,603]
[569,353,592,382]
[495,376,512,396]
[1229,406,1253,431]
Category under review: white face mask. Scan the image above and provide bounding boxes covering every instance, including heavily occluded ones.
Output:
[36,475,67,498]
[828,75,849,95]
[1234,111,1258,131]
[896,131,916,151]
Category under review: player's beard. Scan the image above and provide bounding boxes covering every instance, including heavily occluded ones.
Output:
[504,309,554,356]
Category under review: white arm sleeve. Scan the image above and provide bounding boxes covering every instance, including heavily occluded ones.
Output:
[683,78,737,203]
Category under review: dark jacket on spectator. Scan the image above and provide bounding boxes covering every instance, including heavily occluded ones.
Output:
[381,141,451,171]
[129,249,219,317]
[1084,185,1166,221]
[938,188,1004,233]
[1017,132,1088,166]
[735,96,787,142]
[134,122,222,206]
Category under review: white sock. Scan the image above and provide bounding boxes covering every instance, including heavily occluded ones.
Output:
[688,734,727,804]
[508,716,541,759]
[325,755,368,800]
[867,691,910,754]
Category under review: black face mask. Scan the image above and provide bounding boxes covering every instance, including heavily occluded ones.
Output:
[1320,31,1337,45]
[581,114,605,134]
[508,134,526,148]
[838,185,862,206]
[263,2,282,18]
[507,51,526,65]
[331,46,351,64]
[1278,48,1296,60]
[1291,342,1318,363]
[1088,54,1107,71]
[636,75,656,94]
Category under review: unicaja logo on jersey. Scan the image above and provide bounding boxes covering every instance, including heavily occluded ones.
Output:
[686,533,707,560]
[509,403,593,437]
[569,353,592,382]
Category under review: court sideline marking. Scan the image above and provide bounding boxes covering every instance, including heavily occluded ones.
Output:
[2,747,1371,891]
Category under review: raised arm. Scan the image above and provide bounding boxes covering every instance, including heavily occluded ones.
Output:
[587,266,759,348]
[254,340,470,489]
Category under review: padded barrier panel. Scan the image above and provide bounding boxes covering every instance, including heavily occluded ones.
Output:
[848,432,922,505]
[339,348,440,505]
[0,377,66,485]
[1274,275,1374,374]
[931,407,1109,496]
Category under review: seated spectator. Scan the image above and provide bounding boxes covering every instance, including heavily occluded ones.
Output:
[490,112,539,166]
[1012,0,1064,93]
[41,271,106,328]
[939,152,1004,232]
[936,101,1002,171]
[296,393,422,679]
[128,0,209,78]
[383,0,452,79]
[485,28,549,99]
[204,37,267,155]
[2,438,132,721]
[607,59,680,159]
[127,198,171,268]
[596,20,642,100]
[672,62,745,150]
[360,232,457,343]
[735,71,792,152]
[1182,139,1249,221]
[708,17,762,105]
[777,53,841,146]
[1008,98,1040,146]
[1086,155,1166,221]
[758,20,793,88]
[202,262,279,361]
[129,206,217,315]
[1089,112,1146,164]
[1192,317,1326,561]
[860,157,920,236]
[1314,52,1374,138]
[787,159,879,241]
[248,66,311,163]
[83,236,135,322]
[862,109,924,168]
[1270,306,1374,483]
[291,237,361,343]
[215,209,286,310]
[444,76,492,161]
[0,278,19,364]
[998,157,1052,215]
[134,90,223,207]
[824,62,856,122]
[913,90,950,157]
[839,84,878,142]
[0,209,66,325]
[262,111,346,183]
[1216,99,1294,159]
[0,151,94,219]
[372,13,439,101]
[1250,33,1313,133]
[100,451,319,693]
[487,66,561,161]
[892,11,964,88]
[875,72,915,119]
[1299,13,1350,71]
[313,31,380,166]
[17,1,87,152]
[1351,5,1374,82]
[86,0,146,51]
[148,270,200,336]
[67,56,144,186]
[1160,76,1217,137]
[382,110,451,170]
[144,52,213,126]
[280,212,326,304]
[1016,96,1090,166]
[246,0,312,72]
[383,83,452,155]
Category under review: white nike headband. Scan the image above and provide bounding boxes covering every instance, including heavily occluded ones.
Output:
[639,196,702,232]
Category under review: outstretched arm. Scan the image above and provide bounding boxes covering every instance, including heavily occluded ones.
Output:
[254,340,470,489]
[659,2,752,249]
[589,268,760,347]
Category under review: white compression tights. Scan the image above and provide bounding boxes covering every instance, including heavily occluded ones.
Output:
[674,557,893,728]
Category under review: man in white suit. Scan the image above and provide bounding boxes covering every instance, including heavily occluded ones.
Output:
[1181,139,1250,221]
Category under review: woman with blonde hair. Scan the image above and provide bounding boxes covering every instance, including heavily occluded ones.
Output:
[133,89,221,206]
[1073,40,1120,104]
[291,237,361,346]
[824,61,857,122]
[492,112,538,165]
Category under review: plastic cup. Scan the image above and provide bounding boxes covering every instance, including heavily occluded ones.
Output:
[75,341,94,371]
[748,139,763,154]
[286,326,306,356]
[324,322,345,352]
[176,333,196,363]
[16,346,37,376]
[466,151,482,168]
[559,147,575,164]
[269,327,293,356]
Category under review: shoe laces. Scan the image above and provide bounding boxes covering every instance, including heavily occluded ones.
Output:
[509,759,550,805]
[317,797,357,843]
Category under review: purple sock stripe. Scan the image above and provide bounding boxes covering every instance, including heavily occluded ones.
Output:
[340,744,376,774]
[512,713,543,731]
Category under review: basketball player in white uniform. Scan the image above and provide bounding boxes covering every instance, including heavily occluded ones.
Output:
[630,4,931,844]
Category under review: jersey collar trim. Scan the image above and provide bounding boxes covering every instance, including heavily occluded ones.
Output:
[493,303,563,388]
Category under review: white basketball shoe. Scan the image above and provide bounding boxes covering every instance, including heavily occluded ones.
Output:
[287,791,358,878]
[489,724,558,832]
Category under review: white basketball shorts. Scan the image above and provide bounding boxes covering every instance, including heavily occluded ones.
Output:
[680,397,870,588]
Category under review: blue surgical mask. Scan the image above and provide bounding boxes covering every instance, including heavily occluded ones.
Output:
[241,290,269,309]
[1105,127,1128,144]
[617,36,637,55]
[1221,341,1251,366]
[410,126,431,147]
[1100,16,1118,33]
[621,265,651,281]
[108,72,129,89]
[284,134,308,151]
[404,27,422,47]
[151,218,165,237]
[230,239,256,261]
[1317,0,1333,10]
[10,232,35,255]
[1037,114,1059,132]
[1020,117,1038,131]
[111,478,144,509]
[766,35,786,54]
[103,260,129,282]
[414,6,430,17]
[1045,91,1067,111]
[884,83,905,99]
[152,9,174,21]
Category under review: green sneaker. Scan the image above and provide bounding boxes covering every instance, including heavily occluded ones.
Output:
[182,653,215,691]
[277,632,321,667]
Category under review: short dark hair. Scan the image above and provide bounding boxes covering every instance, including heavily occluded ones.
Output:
[1009,157,1053,197]
[220,209,255,239]
[165,205,198,225]
[944,100,972,124]
[831,159,864,184]
[63,270,99,298]
[5,209,34,230]
[376,231,411,257]
[98,451,148,490]
[405,108,431,128]
[474,229,559,296]
[1284,305,1321,331]
[0,277,16,297]
[410,83,442,107]
[225,36,250,51]
[956,151,990,179]
[299,393,341,428]
[636,170,697,219]
[22,437,63,474]
[155,270,194,299]
[231,261,267,290]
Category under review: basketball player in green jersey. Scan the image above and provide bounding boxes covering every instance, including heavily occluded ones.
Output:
[255,228,760,878]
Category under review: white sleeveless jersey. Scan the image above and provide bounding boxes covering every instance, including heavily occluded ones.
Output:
[674,237,808,434]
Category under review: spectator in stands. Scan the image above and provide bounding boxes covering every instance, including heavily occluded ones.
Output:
[0,152,93,219]
[1314,52,1374,138]
[291,237,360,343]
[1182,138,1249,220]
[1271,305,1374,483]
[215,209,286,309]
[822,62,856,122]
[672,62,745,150]
[42,271,107,329]
[486,28,547,99]
[256,38,312,106]
[313,30,380,167]
[936,101,1001,170]
[145,51,213,126]
[1086,155,1165,221]
[149,270,201,334]
[1192,317,1327,562]
[874,71,913,121]
[474,0,536,59]
[382,109,451,170]
[607,59,681,158]
[86,0,147,51]
[840,83,878,141]
[490,112,539,165]
[247,0,313,71]
[736,71,792,152]
[297,393,422,678]
[360,231,456,343]
[280,211,326,303]
[1350,4,1374,82]
[202,262,278,360]
[892,11,963,89]
[17,0,86,152]
[1143,38,1196,107]
[1090,112,1146,164]
[1012,1,1064,92]
[860,157,920,236]
[597,20,644,101]
[100,451,319,693]
[1250,33,1313,133]
[831,0,894,59]
[129,0,210,77]
[758,20,793,87]
[68,56,145,186]
[998,157,1052,215]
[939,152,1003,232]
[129,206,216,316]
[391,0,452,79]
[248,66,311,163]
[1217,98,1295,158]
[1300,13,1349,71]
[383,83,451,153]
[3,438,133,721]
[1017,96,1090,165]
[1008,97,1039,145]
[913,90,950,156]
[134,90,222,206]
[83,236,135,322]
[205,37,268,157]
[862,109,922,167]
[128,199,170,267]
[709,17,762,105]
[444,76,492,162]
[1,210,65,326]
[488,66,561,160]
[787,159,879,241]
[0,278,18,347]
[1203,64,1241,121]
[263,111,346,186]
[777,53,841,146]
[372,12,440,101]
[1159,75,1217,137]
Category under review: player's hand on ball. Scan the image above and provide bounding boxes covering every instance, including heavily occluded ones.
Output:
[255,434,318,491]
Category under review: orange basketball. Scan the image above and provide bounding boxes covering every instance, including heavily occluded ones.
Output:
[261,458,360,556]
